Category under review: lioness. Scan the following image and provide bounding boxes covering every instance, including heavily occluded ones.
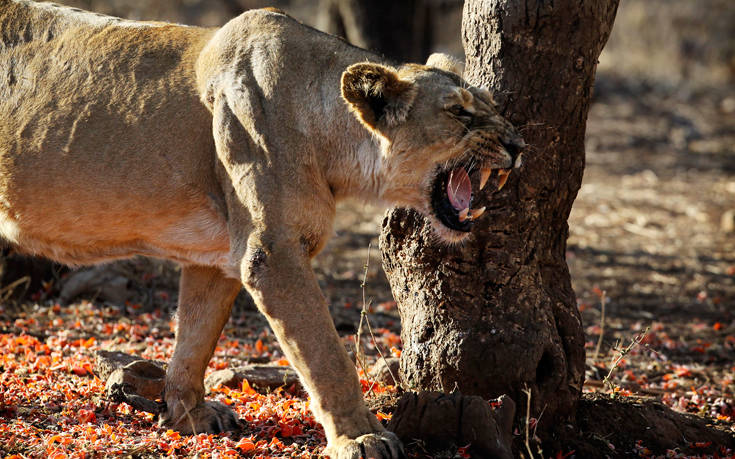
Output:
[0,1,524,457]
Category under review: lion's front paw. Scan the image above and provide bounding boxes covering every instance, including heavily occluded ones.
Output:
[326,431,405,459]
[158,400,241,434]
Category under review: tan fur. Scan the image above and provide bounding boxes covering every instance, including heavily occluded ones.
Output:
[426,52,464,76]
[0,2,523,457]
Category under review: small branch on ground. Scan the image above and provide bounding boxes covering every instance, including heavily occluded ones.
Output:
[603,327,650,394]
[591,289,607,363]
[354,244,374,394]
[522,385,534,459]
[521,385,543,459]
[0,275,30,301]
[354,243,399,396]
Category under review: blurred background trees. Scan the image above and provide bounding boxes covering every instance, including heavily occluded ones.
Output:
[54,0,734,88]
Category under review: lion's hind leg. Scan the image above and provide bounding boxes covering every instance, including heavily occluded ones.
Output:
[159,265,242,434]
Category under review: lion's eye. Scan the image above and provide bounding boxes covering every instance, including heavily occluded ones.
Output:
[448,104,473,120]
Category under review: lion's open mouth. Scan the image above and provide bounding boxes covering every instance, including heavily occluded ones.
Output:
[430,161,517,233]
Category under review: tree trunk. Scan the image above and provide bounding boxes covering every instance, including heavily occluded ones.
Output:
[316,0,432,63]
[380,0,618,425]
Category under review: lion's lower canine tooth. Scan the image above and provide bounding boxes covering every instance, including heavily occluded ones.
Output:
[479,167,492,190]
[469,207,486,219]
[514,153,523,168]
[497,169,510,190]
[459,207,470,222]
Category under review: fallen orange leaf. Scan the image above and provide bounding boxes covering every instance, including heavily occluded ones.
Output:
[236,438,256,452]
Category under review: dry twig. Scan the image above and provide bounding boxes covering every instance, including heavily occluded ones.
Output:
[354,245,374,394]
[591,289,607,363]
[0,275,30,301]
[603,327,650,394]
[521,385,535,459]
[354,244,399,395]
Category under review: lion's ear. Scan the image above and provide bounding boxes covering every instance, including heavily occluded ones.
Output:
[341,63,416,133]
[426,53,464,76]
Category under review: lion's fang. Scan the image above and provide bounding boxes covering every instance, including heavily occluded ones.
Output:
[479,167,493,190]
[497,169,511,190]
[459,207,470,222]
[469,207,486,219]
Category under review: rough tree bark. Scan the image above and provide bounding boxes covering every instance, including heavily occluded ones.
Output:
[380,0,619,424]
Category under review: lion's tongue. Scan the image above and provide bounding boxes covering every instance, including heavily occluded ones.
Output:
[446,167,472,211]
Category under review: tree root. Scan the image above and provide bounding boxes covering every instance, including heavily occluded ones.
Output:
[549,394,735,457]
